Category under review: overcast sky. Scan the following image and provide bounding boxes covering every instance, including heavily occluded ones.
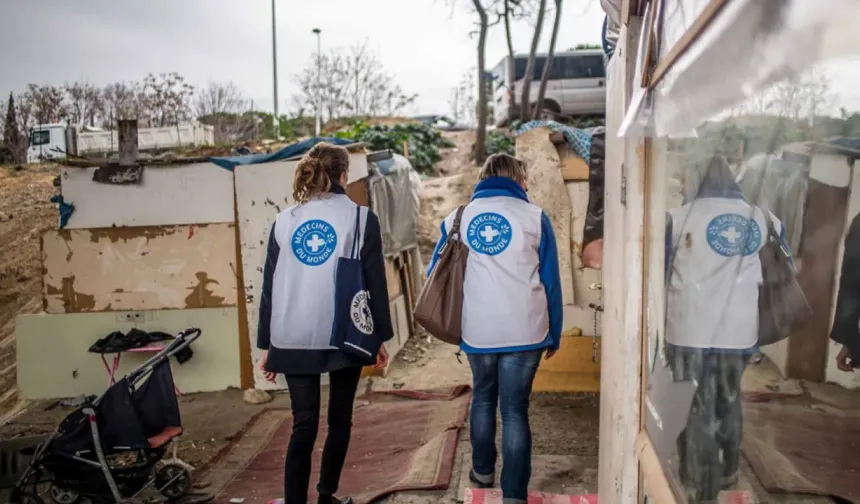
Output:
[0,0,606,116]
[2,1,858,118]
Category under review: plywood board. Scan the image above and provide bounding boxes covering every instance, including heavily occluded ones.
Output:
[16,308,242,399]
[559,143,591,181]
[345,178,370,206]
[533,332,601,392]
[786,180,848,381]
[516,128,575,305]
[60,163,235,229]
[385,257,402,300]
[234,154,368,388]
[41,224,238,314]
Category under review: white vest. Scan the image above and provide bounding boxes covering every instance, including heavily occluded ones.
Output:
[667,198,782,349]
[443,196,549,349]
[269,194,368,350]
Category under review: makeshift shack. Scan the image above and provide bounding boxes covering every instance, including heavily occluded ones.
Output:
[16,137,422,398]
[514,122,606,392]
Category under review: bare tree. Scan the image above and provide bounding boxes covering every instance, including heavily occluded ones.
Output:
[449,70,477,125]
[473,0,490,163]
[294,44,417,122]
[503,1,516,64]
[102,81,143,128]
[534,0,562,120]
[65,82,104,127]
[520,0,547,120]
[141,72,195,128]
[195,81,254,143]
[20,84,68,125]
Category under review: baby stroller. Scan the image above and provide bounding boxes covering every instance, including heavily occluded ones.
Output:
[10,328,202,504]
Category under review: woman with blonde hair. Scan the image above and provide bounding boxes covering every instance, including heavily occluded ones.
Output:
[427,153,562,504]
[256,142,392,504]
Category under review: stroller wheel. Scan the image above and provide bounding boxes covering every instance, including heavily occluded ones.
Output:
[156,463,192,499]
[49,486,79,504]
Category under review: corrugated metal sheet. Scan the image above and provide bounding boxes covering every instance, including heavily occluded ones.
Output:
[41,224,238,313]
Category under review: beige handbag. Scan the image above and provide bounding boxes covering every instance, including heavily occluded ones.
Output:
[414,206,468,345]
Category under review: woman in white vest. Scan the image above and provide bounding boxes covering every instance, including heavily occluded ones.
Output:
[256,142,392,504]
[427,153,563,504]
[665,156,792,502]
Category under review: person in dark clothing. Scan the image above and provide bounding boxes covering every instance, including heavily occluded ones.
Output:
[832,213,860,372]
[256,142,393,504]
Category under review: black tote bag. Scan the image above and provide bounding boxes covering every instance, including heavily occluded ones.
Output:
[330,207,381,363]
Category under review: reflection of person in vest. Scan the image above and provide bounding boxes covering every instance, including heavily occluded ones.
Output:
[256,143,393,504]
[427,154,563,504]
[832,213,860,372]
[665,156,791,502]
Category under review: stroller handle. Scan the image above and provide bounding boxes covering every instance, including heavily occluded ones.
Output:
[125,327,203,386]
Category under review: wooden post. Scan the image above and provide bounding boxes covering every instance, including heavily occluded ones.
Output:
[117,119,138,166]
[598,19,645,504]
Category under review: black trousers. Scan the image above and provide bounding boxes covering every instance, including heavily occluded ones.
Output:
[284,366,363,504]
[671,347,748,503]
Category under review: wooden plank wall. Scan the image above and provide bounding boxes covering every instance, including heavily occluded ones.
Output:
[41,224,238,314]
[599,20,644,504]
[786,180,848,380]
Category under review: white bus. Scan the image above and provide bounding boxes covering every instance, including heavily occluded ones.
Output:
[491,49,606,127]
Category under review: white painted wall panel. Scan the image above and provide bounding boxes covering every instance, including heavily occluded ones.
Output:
[17,308,241,399]
[235,154,368,388]
[60,163,235,229]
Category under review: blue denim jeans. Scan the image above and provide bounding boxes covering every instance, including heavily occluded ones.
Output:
[467,349,544,502]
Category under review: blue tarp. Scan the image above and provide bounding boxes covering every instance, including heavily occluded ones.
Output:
[209,136,355,171]
[829,137,860,153]
[515,120,595,163]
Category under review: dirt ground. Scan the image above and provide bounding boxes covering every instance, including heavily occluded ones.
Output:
[0,164,59,417]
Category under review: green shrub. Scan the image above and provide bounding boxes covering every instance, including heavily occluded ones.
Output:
[486,130,515,156]
[334,121,455,175]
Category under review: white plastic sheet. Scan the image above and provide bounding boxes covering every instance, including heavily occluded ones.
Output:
[620,0,860,137]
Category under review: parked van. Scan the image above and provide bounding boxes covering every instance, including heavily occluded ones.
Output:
[491,49,606,127]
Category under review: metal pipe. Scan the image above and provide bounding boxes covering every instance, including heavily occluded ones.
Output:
[271,0,279,133]
[313,28,322,136]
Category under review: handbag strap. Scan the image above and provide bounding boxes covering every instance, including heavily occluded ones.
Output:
[350,206,361,259]
[762,209,791,259]
[449,205,466,241]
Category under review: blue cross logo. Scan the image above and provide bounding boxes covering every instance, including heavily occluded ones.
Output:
[291,219,338,266]
[467,212,513,256]
[706,213,761,257]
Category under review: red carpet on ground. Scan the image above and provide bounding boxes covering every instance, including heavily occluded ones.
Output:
[464,489,598,504]
[203,385,472,504]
